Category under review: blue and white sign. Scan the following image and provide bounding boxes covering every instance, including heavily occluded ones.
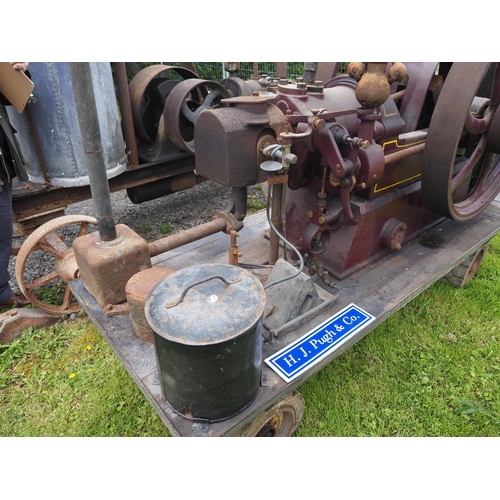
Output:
[265,303,375,383]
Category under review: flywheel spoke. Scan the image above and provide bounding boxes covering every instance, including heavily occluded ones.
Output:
[37,232,69,259]
[450,136,487,193]
[25,270,61,290]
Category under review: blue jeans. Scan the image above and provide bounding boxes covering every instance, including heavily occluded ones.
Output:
[0,173,13,302]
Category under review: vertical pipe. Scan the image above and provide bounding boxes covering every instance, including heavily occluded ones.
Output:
[303,62,319,84]
[230,186,247,221]
[112,62,139,167]
[276,62,287,79]
[268,181,283,265]
[68,63,117,241]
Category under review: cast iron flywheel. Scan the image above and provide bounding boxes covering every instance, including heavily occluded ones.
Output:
[15,215,97,315]
[421,62,500,222]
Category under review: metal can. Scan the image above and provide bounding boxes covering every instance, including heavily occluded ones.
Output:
[145,263,266,422]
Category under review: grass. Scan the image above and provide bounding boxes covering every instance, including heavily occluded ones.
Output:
[295,233,500,437]
[1,234,499,437]
[158,222,174,235]
[0,314,169,437]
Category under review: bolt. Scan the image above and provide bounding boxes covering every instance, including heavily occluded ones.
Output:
[313,118,326,131]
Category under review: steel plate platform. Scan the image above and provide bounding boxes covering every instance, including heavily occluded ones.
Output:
[70,197,500,436]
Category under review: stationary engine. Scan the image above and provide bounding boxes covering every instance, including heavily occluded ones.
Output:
[194,62,500,280]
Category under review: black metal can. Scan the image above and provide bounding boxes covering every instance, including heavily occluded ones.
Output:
[145,263,266,422]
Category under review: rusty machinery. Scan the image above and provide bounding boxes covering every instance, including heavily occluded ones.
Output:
[7,61,500,435]
[193,62,500,281]
[11,61,500,316]
[124,61,500,286]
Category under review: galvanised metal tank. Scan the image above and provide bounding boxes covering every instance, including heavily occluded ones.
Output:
[7,62,127,187]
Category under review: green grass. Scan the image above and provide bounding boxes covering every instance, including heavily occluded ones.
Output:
[135,223,152,235]
[295,234,500,437]
[1,234,499,437]
[0,314,169,437]
[158,222,174,235]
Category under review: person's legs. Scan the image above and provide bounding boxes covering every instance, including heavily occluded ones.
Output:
[0,177,14,302]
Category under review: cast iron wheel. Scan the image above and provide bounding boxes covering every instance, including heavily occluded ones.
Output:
[164,79,231,153]
[421,62,500,222]
[129,64,199,144]
[238,391,305,437]
[440,243,489,288]
[15,215,97,315]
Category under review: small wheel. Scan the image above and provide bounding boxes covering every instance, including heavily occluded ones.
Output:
[440,243,489,288]
[238,391,305,437]
[164,79,231,153]
[15,215,97,314]
[422,62,500,222]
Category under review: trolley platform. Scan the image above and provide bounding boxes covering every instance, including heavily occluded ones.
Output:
[71,197,500,436]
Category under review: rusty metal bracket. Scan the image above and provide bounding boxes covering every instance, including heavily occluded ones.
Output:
[268,174,289,186]
[212,211,244,233]
[229,230,242,266]
[103,303,129,317]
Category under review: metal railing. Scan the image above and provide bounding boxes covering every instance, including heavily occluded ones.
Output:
[160,62,349,82]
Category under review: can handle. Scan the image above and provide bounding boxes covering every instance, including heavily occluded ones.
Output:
[165,274,242,309]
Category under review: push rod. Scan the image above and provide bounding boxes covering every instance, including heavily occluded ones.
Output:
[384,142,426,165]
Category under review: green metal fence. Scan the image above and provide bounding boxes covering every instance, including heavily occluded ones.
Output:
[160,62,349,82]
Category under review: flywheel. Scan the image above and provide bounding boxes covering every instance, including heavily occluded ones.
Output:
[421,62,500,222]
[15,215,97,315]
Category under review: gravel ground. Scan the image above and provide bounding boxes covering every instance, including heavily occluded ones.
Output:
[8,180,266,300]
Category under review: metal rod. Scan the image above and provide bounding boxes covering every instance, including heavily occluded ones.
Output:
[268,180,283,265]
[112,62,139,167]
[384,142,425,165]
[68,62,117,241]
[148,217,228,258]
[230,186,247,221]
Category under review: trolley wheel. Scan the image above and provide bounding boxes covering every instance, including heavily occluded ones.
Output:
[421,62,500,222]
[238,391,305,437]
[15,215,97,314]
[440,243,489,288]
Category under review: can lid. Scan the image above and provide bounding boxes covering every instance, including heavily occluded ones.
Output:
[145,263,266,346]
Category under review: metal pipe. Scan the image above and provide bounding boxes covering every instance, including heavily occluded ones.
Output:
[112,62,139,167]
[68,62,117,241]
[303,62,319,84]
[230,186,247,221]
[384,143,426,165]
[268,180,283,265]
[148,216,231,258]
